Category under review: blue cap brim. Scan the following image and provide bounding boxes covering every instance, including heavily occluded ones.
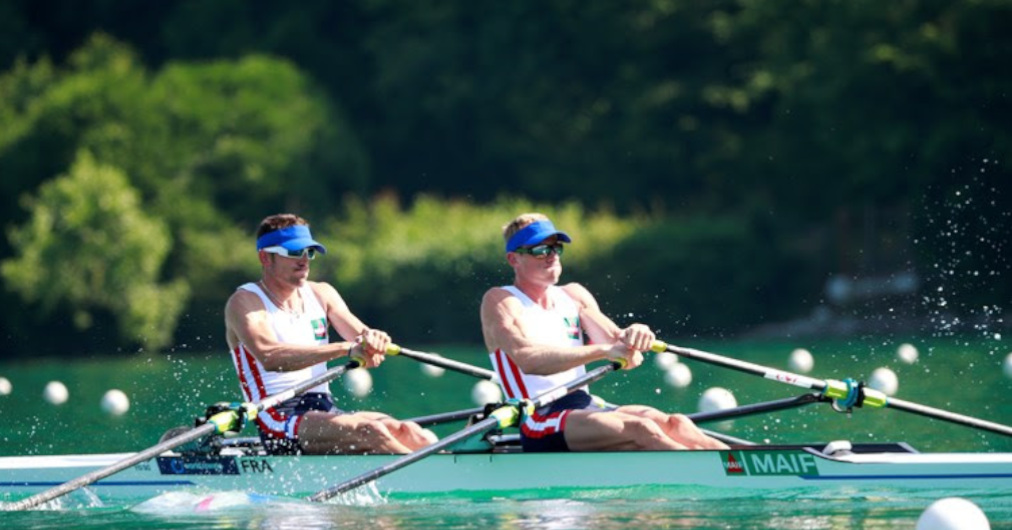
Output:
[505,220,572,252]
[256,225,328,254]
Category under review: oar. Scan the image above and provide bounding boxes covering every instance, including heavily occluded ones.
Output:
[5,359,363,511]
[654,341,1012,437]
[407,406,486,427]
[308,360,625,502]
[387,344,497,381]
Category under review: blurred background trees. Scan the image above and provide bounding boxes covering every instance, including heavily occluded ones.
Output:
[1,1,1008,356]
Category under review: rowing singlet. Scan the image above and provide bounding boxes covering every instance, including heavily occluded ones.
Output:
[230,282,330,438]
[489,285,586,399]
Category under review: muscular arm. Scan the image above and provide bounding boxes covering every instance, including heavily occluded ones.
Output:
[480,286,617,375]
[311,282,392,365]
[224,284,360,372]
[563,283,656,353]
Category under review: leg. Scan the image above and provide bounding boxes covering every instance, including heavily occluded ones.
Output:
[564,409,688,451]
[296,411,422,455]
[616,405,730,450]
[356,411,439,451]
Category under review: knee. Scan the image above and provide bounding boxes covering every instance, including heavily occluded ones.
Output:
[623,417,670,449]
[666,413,693,429]
[355,418,397,441]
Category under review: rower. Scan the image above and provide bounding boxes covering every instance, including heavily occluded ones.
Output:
[479,212,729,452]
[224,213,437,455]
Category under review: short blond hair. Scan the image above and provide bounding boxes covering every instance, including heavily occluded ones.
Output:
[502,212,550,242]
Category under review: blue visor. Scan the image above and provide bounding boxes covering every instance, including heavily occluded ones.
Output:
[256,225,327,254]
[505,220,572,252]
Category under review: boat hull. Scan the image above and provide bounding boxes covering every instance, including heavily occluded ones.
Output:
[3,446,1012,504]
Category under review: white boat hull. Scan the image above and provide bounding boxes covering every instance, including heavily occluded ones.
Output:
[3,445,1012,505]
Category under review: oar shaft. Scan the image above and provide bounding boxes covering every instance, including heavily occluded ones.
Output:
[4,422,216,511]
[307,415,503,502]
[532,362,621,408]
[660,341,1012,438]
[309,361,623,502]
[6,359,361,511]
[258,360,360,411]
[408,407,486,427]
[687,393,826,424]
[391,346,497,381]
[664,344,827,392]
[886,396,1012,437]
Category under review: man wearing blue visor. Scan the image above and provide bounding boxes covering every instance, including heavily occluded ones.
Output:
[225,213,436,455]
[481,213,728,452]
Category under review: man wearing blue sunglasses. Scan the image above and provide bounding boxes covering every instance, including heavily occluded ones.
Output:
[225,213,436,455]
[481,213,728,452]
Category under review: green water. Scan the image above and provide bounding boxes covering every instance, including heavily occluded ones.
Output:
[2,337,1012,528]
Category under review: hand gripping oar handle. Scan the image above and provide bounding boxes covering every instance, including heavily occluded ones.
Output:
[4,358,364,511]
[386,344,498,381]
[308,360,624,502]
[652,341,1012,437]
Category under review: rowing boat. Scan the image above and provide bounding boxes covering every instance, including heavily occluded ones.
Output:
[3,436,1011,504]
[4,344,1011,509]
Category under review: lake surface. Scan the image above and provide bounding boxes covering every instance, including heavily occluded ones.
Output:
[2,337,1011,528]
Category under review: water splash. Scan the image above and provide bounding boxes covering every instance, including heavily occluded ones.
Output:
[914,158,1010,339]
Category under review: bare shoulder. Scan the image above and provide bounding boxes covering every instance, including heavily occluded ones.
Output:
[307,280,339,298]
[307,280,348,313]
[560,282,596,306]
[480,287,523,320]
[225,286,262,314]
[480,286,514,307]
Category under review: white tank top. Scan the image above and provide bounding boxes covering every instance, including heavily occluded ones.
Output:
[489,285,586,400]
[230,282,331,401]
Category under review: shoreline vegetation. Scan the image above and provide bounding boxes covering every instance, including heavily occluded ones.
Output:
[2,4,1010,358]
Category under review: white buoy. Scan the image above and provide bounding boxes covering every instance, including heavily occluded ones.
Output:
[471,380,502,405]
[663,363,692,388]
[698,387,737,414]
[916,497,991,530]
[101,389,130,416]
[43,380,69,405]
[897,343,919,364]
[867,367,899,396]
[343,368,373,398]
[1003,353,1012,380]
[420,362,445,377]
[653,351,679,370]
[788,348,814,373]
[0,377,11,396]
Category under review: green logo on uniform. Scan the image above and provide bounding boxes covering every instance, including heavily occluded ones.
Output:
[563,316,581,341]
[311,318,327,340]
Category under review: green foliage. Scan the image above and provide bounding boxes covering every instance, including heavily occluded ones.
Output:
[1,151,189,349]
[309,195,643,343]
[591,216,810,334]
[0,35,372,353]
[1,2,1010,355]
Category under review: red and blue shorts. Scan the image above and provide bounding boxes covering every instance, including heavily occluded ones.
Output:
[257,392,348,455]
[520,390,613,452]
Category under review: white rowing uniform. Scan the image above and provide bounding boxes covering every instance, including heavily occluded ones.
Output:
[489,285,586,400]
[230,282,330,439]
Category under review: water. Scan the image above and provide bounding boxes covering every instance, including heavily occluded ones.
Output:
[2,338,1012,528]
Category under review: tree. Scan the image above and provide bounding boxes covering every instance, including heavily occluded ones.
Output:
[1,151,188,349]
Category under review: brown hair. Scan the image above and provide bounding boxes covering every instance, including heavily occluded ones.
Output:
[502,212,549,242]
[256,213,309,239]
